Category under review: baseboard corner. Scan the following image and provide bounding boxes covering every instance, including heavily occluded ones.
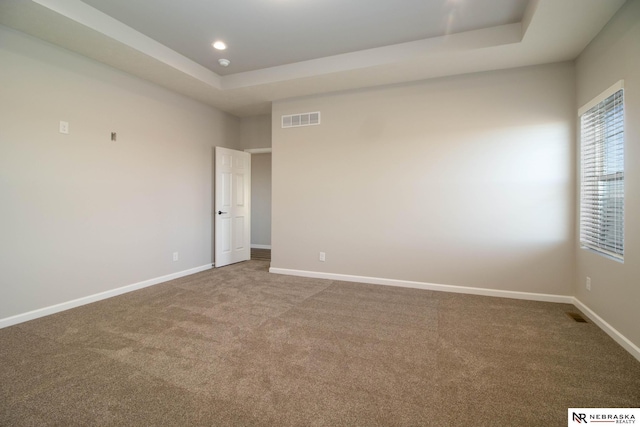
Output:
[572,297,640,363]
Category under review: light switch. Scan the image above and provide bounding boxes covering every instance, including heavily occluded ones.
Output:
[59,121,69,134]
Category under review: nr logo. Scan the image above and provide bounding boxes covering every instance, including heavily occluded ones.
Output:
[573,412,588,423]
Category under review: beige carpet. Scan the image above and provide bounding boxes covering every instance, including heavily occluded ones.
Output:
[1,260,639,426]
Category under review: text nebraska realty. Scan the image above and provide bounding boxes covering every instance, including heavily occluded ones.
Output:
[576,413,636,424]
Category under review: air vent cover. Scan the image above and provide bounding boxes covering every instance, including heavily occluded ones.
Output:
[282,112,321,128]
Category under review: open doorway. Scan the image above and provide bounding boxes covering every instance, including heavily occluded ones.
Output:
[240,114,272,262]
[249,151,271,261]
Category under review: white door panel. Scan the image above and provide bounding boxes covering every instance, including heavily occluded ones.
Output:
[215,147,251,267]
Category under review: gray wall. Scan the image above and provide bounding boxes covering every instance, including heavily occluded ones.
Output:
[272,62,576,296]
[250,154,272,247]
[240,115,272,149]
[575,0,640,349]
[240,114,272,247]
[0,25,240,320]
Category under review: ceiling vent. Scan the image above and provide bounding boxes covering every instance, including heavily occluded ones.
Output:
[281,112,321,128]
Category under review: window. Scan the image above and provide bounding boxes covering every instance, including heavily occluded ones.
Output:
[579,81,625,261]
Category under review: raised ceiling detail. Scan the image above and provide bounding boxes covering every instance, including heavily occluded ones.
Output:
[80,0,529,76]
[0,0,626,116]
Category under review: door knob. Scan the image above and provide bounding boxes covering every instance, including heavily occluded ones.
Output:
[218,210,227,215]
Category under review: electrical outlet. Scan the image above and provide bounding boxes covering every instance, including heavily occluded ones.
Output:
[319,252,326,262]
[173,252,179,262]
[586,277,591,291]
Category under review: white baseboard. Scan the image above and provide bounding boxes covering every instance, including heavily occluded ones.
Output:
[268,267,573,304]
[4,263,638,363]
[0,264,212,330]
[572,298,640,363]
[251,244,271,249]
[269,267,640,362]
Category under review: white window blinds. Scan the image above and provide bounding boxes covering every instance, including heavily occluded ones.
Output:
[579,85,625,261]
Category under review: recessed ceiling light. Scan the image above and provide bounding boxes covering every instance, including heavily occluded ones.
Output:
[212,41,227,50]
[218,58,230,67]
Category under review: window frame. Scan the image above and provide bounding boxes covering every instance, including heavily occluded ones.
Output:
[578,80,625,262]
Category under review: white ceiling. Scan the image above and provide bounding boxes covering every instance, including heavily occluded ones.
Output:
[80,0,529,75]
[0,0,627,117]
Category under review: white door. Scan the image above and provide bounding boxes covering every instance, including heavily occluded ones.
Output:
[215,147,251,267]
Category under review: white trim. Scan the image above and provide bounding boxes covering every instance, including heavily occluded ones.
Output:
[578,80,624,116]
[268,268,640,361]
[572,298,640,363]
[244,148,272,154]
[0,264,212,329]
[268,268,573,304]
[251,244,272,249]
[3,263,637,362]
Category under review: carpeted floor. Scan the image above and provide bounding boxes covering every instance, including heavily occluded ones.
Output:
[1,260,639,426]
